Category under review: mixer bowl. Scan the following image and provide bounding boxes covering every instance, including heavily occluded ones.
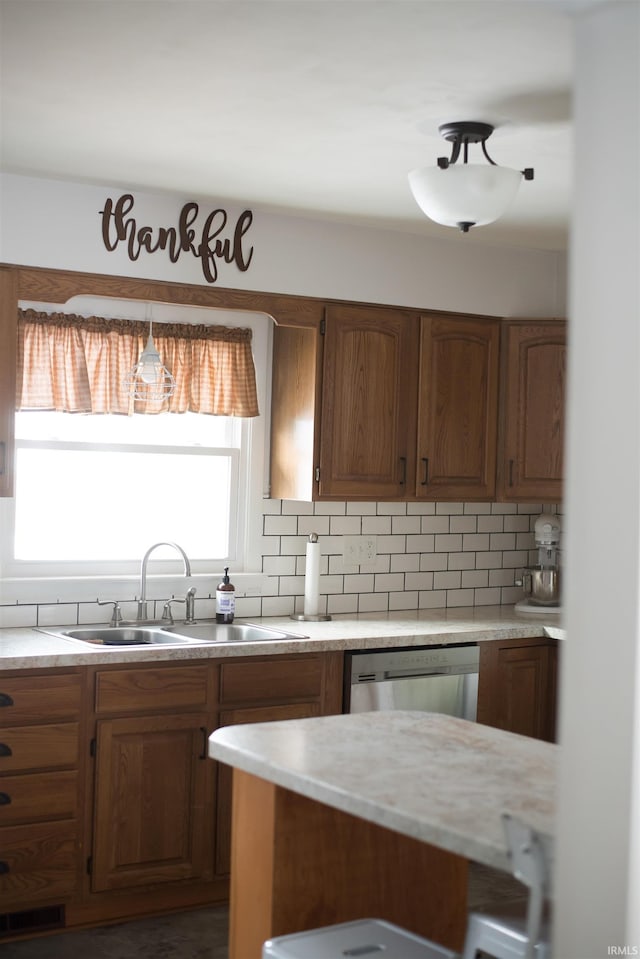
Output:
[521,567,561,606]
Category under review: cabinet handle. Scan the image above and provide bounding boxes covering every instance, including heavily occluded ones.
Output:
[399,457,407,486]
[0,440,5,476]
[199,727,208,760]
[509,459,515,486]
[0,744,13,757]
[0,792,11,806]
[0,861,10,875]
[0,693,14,708]
[421,458,429,486]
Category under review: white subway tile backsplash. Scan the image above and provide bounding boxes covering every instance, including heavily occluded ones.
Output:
[2,500,558,624]
[264,515,299,536]
[478,515,504,533]
[374,573,405,592]
[390,591,418,610]
[406,533,435,553]
[358,592,389,612]
[421,515,450,534]
[391,515,421,535]
[390,553,420,573]
[0,604,38,628]
[434,571,462,590]
[462,533,491,551]
[347,501,377,515]
[298,515,331,537]
[406,571,434,591]
[450,516,477,534]
[330,515,362,536]
[362,515,392,535]
[446,588,475,607]
[434,533,463,552]
[376,502,408,515]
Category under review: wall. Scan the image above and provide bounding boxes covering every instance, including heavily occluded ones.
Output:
[0,173,567,318]
[0,172,565,626]
[0,499,558,628]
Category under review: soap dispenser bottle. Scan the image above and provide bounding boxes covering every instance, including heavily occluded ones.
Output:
[216,567,235,623]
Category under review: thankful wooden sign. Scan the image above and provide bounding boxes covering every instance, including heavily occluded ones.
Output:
[99,193,254,284]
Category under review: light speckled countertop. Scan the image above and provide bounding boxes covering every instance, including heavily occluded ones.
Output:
[208,709,556,872]
[0,605,564,670]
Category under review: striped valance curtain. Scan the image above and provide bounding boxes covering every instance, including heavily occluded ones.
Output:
[16,310,259,417]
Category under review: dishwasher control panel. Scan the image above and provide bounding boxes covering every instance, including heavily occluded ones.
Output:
[349,644,479,682]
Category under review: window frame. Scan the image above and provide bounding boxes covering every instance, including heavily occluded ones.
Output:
[0,295,272,603]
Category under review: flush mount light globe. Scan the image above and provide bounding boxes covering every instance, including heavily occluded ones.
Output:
[408,121,534,233]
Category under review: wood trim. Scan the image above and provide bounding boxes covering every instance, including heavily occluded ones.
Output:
[0,265,17,496]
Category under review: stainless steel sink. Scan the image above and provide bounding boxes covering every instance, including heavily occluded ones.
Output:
[51,626,206,647]
[163,622,304,643]
[38,622,307,648]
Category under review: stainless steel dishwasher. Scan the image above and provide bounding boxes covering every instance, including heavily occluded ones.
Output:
[346,644,479,721]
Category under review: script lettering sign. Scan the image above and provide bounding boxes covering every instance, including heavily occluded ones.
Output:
[99,193,254,284]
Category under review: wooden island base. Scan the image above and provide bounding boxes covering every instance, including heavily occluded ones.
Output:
[229,769,468,959]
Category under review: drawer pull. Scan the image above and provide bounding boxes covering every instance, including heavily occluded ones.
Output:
[0,861,9,875]
[0,693,14,708]
[0,744,13,757]
[0,792,11,805]
[199,727,208,761]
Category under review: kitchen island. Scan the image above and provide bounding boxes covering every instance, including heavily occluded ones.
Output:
[208,710,556,959]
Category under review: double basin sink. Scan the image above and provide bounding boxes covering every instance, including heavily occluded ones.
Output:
[40,621,306,648]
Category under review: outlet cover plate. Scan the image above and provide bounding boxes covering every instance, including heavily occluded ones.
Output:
[343,535,377,565]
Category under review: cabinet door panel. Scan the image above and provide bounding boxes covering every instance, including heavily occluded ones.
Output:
[501,322,566,501]
[319,305,417,498]
[478,640,556,742]
[92,713,210,891]
[417,316,499,499]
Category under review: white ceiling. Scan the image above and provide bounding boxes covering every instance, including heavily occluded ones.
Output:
[0,1,575,251]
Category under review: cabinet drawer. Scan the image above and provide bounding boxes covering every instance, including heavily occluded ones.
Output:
[0,672,81,725]
[218,656,323,706]
[94,665,210,714]
[0,820,78,906]
[0,770,78,825]
[0,723,79,772]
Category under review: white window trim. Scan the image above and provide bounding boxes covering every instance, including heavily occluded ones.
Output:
[0,297,272,606]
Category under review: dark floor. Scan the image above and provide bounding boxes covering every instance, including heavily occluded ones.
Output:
[0,864,527,958]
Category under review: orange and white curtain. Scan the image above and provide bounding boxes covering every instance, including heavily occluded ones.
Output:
[16,310,259,417]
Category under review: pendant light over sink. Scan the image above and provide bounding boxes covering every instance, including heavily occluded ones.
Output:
[125,320,175,401]
[408,121,534,233]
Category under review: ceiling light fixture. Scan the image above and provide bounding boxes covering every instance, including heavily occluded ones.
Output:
[125,321,175,401]
[408,121,534,233]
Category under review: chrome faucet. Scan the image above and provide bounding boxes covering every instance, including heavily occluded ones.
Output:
[137,542,191,622]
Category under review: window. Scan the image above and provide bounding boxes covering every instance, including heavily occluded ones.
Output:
[1,298,271,584]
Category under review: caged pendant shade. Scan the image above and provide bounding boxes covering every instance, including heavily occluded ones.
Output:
[125,322,176,401]
[408,121,534,233]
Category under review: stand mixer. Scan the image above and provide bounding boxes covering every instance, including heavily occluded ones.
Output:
[515,513,562,611]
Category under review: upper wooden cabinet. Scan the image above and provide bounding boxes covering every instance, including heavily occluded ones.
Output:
[416,314,499,500]
[318,304,418,499]
[498,320,566,502]
[270,306,503,502]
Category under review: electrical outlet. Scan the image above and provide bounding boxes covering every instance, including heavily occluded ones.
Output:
[343,535,377,565]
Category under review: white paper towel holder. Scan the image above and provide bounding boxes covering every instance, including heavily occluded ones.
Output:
[291,532,332,622]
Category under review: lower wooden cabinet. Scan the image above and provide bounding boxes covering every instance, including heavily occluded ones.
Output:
[477,638,558,742]
[91,713,213,892]
[0,669,83,917]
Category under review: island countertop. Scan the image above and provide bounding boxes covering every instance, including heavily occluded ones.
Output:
[208,709,556,872]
